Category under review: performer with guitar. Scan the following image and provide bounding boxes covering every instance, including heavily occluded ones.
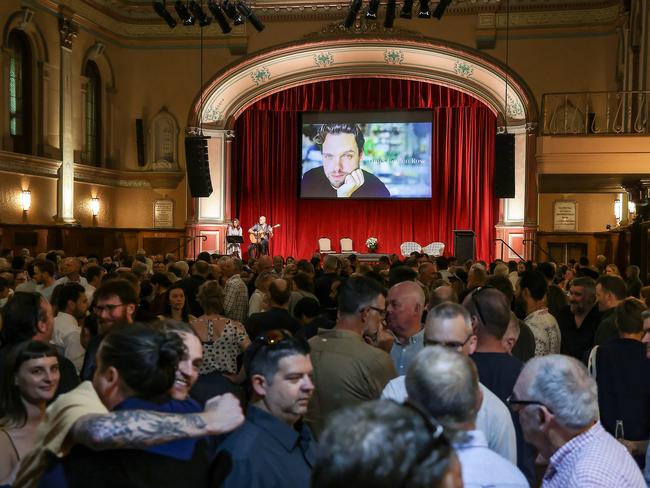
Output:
[247,216,279,258]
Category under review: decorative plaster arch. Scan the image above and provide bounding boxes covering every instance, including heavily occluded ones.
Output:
[188,36,537,130]
[81,41,116,90]
[2,8,49,63]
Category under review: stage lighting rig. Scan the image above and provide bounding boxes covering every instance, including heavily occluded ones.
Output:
[153,1,177,28]
[365,0,380,20]
[174,0,195,25]
[344,0,362,28]
[223,0,245,25]
[189,0,211,26]
[418,0,430,18]
[208,0,232,33]
[384,0,396,27]
[400,0,413,19]
[433,0,451,19]
[236,1,265,31]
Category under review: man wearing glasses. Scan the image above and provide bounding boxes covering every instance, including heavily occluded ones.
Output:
[510,355,645,487]
[382,302,517,464]
[80,279,138,380]
[307,276,396,437]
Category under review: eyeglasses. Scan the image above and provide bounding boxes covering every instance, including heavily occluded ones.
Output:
[424,334,473,350]
[506,395,553,414]
[366,306,387,319]
[396,399,451,488]
[470,286,493,326]
[93,303,125,314]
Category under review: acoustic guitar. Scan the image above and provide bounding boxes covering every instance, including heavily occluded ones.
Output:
[249,224,280,244]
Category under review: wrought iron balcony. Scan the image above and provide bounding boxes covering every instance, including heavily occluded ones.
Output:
[541,91,649,135]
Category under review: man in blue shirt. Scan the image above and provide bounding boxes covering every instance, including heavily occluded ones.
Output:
[218,329,316,488]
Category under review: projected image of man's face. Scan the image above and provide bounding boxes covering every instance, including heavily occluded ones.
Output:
[322,133,362,189]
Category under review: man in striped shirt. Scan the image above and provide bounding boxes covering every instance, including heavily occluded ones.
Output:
[511,354,644,487]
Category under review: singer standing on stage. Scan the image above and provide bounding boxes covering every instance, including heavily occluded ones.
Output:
[226,218,243,257]
[248,216,273,257]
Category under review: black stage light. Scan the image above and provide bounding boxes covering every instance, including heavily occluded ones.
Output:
[236,1,265,31]
[223,0,244,25]
[418,0,430,18]
[153,1,177,27]
[365,0,380,20]
[208,0,232,33]
[344,0,362,28]
[189,0,211,26]
[384,0,396,27]
[432,0,451,19]
[400,0,413,19]
[174,0,195,25]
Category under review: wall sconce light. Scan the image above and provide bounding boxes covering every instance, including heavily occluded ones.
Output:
[614,198,622,223]
[90,197,100,217]
[21,190,31,211]
[628,201,636,215]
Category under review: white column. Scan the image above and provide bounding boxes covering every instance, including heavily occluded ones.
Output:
[55,17,77,224]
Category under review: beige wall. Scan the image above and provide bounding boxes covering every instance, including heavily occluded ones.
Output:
[0,172,57,224]
[0,1,634,233]
[538,193,618,232]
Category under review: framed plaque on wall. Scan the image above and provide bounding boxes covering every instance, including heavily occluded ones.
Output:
[154,199,174,228]
[553,200,577,232]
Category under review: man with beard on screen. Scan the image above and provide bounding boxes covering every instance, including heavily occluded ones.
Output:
[301,123,391,198]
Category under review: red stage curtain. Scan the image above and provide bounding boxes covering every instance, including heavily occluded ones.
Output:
[232,78,497,261]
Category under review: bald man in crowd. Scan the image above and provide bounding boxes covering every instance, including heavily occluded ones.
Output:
[246,278,301,338]
[386,281,426,375]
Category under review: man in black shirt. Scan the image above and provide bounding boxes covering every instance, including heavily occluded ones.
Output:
[301,124,390,199]
[246,278,301,338]
[558,276,602,361]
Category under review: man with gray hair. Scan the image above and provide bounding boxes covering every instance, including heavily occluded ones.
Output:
[382,302,517,464]
[406,346,527,487]
[386,281,426,375]
[558,276,602,360]
[511,354,645,487]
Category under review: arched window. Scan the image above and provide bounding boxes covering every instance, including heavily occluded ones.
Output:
[82,60,101,165]
[8,29,33,155]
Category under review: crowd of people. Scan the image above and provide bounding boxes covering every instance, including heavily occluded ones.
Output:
[0,246,648,487]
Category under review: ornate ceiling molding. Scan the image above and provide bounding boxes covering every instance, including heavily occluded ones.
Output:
[28,0,621,42]
[188,36,536,130]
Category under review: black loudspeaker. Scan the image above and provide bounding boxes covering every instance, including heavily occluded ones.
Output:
[454,230,476,263]
[136,119,145,167]
[185,136,213,198]
[494,133,515,198]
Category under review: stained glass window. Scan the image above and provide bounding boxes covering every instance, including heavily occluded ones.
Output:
[82,61,101,165]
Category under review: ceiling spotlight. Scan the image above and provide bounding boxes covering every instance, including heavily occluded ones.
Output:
[400,0,413,19]
[223,0,244,25]
[153,1,177,28]
[189,0,211,26]
[344,0,362,28]
[432,0,451,19]
[236,1,265,31]
[384,0,396,27]
[207,1,232,33]
[365,0,380,20]
[418,0,430,18]
[174,0,195,25]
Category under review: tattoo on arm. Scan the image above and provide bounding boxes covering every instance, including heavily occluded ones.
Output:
[73,410,207,450]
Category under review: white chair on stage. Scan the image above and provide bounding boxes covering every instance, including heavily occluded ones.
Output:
[318,237,335,254]
[400,241,422,257]
[422,242,445,257]
[340,237,356,254]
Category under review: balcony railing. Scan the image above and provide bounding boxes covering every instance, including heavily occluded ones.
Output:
[541,91,650,135]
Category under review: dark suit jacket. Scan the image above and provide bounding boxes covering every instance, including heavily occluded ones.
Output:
[246,307,301,338]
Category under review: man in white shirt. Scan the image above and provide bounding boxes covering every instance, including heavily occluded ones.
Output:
[33,259,58,302]
[56,257,90,288]
[54,283,89,372]
[382,302,517,464]
[517,270,561,356]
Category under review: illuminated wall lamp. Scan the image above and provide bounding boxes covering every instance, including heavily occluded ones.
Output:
[614,198,622,223]
[21,190,31,211]
[628,201,636,214]
[90,197,100,217]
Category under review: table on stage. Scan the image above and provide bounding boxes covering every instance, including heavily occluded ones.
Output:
[331,253,390,263]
